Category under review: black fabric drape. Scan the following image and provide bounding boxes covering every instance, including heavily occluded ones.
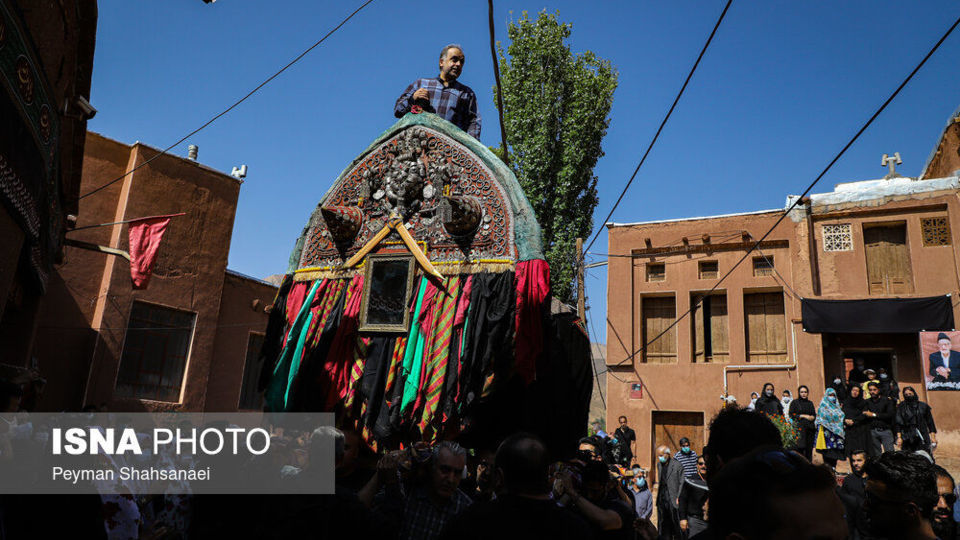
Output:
[257,274,295,392]
[802,296,954,333]
[356,335,395,437]
[458,271,516,415]
[289,286,348,412]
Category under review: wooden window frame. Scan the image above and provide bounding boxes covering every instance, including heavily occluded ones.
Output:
[646,262,666,282]
[115,301,196,403]
[640,294,678,364]
[743,291,788,363]
[692,292,729,363]
[752,256,774,277]
[698,260,719,279]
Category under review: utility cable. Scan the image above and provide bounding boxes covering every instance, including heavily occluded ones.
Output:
[584,0,733,253]
[78,0,376,200]
[601,11,960,371]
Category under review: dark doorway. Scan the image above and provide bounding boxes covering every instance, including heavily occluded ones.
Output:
[843,350,894,379]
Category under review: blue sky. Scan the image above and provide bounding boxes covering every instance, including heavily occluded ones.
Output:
[89,1,960,343]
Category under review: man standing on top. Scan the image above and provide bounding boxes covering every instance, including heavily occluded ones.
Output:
[863,381,896,457]
[614,415,636,467]
[394,44,481,139]
[673,438,699,478]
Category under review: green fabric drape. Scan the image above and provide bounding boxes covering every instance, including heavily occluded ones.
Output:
[265,279,323,411]
[400,277,428,415]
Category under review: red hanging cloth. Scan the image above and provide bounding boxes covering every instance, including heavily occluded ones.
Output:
[514,259,550,384]
[127,214,183,289]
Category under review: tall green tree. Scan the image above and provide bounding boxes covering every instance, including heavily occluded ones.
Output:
[496,10,617,302]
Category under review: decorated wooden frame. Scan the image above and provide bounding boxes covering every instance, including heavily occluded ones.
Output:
[359,253,416,333]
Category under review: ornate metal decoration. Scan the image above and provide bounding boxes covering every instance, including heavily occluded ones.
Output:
[921,216,951,247]
[299,126,515,269]
[822,223,853,252]
[321,205,363,244]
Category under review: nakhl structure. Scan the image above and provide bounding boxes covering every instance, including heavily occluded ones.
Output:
[259,112,592,451]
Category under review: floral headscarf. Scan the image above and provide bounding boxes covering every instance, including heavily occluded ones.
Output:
[815,387,845,438]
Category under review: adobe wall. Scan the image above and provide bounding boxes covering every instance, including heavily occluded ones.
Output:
[204,272,276,412]
[76,133,241,412]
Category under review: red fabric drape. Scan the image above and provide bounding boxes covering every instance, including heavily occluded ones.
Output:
[514,259,550,384]
[128,216,174,289]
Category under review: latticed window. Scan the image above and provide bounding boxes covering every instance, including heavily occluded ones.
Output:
[921,217,951,246]
[823,224,853,252]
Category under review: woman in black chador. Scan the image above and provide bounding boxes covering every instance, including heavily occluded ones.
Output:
[788,385,816,462]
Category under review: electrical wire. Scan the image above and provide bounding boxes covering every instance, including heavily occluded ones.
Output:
[584,0,733,253]
[77,0,376,200]
[599,11,960,372]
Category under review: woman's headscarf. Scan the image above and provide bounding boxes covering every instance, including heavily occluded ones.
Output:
[843,385,865,410]
[815,387,845,438]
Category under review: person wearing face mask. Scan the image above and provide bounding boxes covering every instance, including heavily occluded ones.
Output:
[814,388,846,470]
[630,467,653,520]
[746,392,759,412]
[674,438,699,478]
[754,383,784,417]
[877,367,900,405]
[788,385,817,462]
[895,386,937,454]
[656,446,684,540]
[678,456,709,538]
[780,390,793,416]
[828,374,848,403]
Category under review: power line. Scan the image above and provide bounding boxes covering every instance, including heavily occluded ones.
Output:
[584,0,733,253]
[77,0,376,200]
[599,11,960,373]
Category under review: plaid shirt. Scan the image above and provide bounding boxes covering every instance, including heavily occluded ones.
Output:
[375,484,472,540]
[394,76,481,139]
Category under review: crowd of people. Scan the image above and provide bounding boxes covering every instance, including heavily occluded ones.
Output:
[4,369,960,539]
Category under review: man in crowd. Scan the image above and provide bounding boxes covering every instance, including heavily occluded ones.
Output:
[864,451,939,540]
[896,386,938,455]
[673,437,699,478]
[710,446,848,539]
[629,467,653,521]
[557,459,637,540]
[335,428,376,494]
[656,445,684,540]
[394,44,481,139]
[850,358,868,386]
[932,465,959,540]
[838,450,870,540]
[678,456,709,538]
[613,415,636,467]
[578,437,606,463]
[701,407,782,485]
[365,441,472,540]
[863,381,896,457]
[441,433,592,540]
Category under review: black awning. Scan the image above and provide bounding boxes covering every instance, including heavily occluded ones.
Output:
[801,296,955,334]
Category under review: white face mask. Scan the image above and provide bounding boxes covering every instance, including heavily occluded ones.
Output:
[833,379,842,385]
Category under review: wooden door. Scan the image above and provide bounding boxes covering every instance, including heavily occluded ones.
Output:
[744,292,787,362]
[864,223,914,294]
[651,411,704,482]
[642,296,677,363]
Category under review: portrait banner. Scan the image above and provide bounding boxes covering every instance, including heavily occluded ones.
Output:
[919,330,960,391]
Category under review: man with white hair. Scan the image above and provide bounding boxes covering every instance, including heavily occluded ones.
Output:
[368,440,472,540]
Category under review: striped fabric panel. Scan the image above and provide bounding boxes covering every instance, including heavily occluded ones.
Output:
[342,336,371,414]
[418,277,461,438]
[308,278,347,349]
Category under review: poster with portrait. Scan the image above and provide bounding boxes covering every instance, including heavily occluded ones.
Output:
[920,330,960,391]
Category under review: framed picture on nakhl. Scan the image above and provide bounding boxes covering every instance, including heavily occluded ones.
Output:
[359,254,416,333]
